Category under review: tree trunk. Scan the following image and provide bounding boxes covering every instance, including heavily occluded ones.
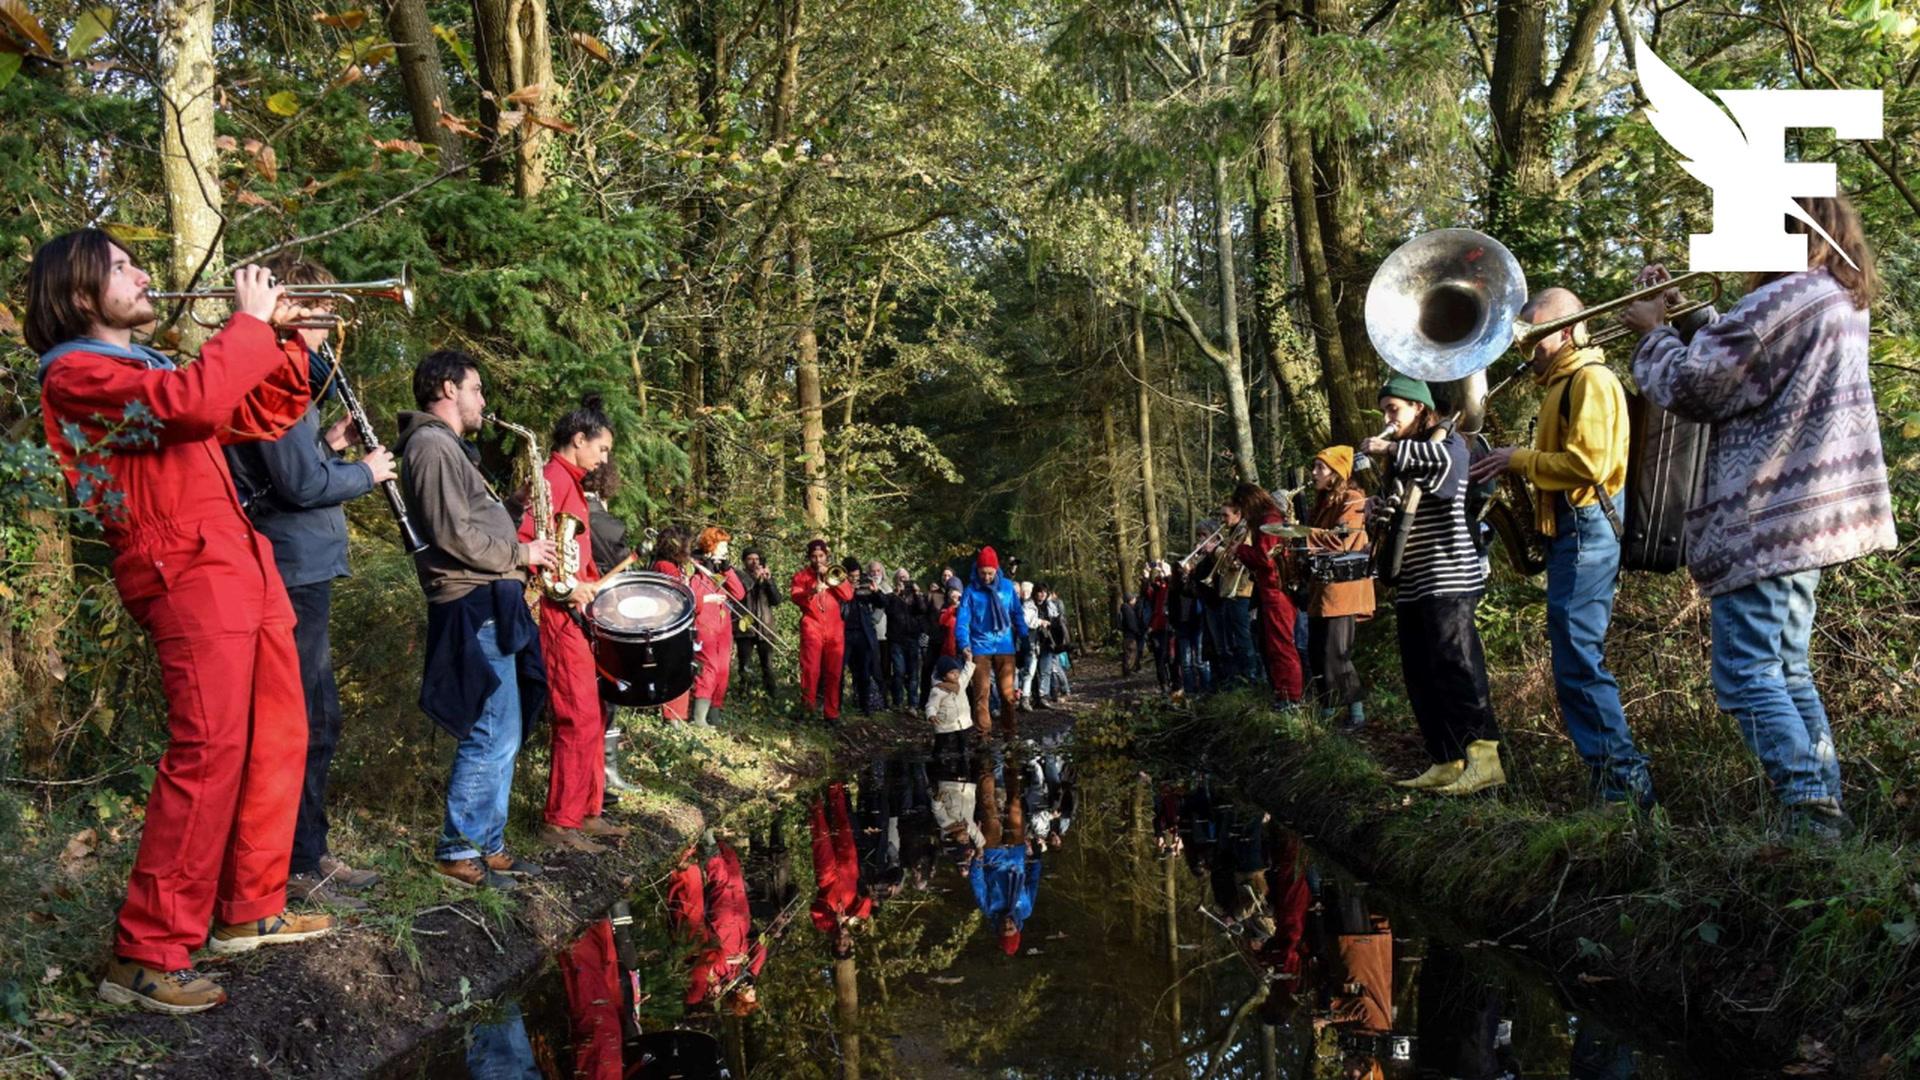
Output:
[1208,156,1261,486]
[1285,113,1368,445]
[793,227,829,532]
[1131,302,1163,563]
[1485,0,1611,252]
[503,0,555,198]
[1103,404,1137,596]
[158,0,223,353]
[471,0,512,186]
[832,955,860,1080]
[384,0,463,164]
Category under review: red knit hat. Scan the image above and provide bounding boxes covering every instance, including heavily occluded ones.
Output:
[1000,929,1022,956]
[977,546,1000,571]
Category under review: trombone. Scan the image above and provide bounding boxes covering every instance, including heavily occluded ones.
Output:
[148,269,415,329]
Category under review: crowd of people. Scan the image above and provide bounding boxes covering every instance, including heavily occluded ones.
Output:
[20,190,1892,1023]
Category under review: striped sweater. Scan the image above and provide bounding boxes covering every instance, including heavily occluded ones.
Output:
[1632,268,1895,597]
[1384,431,1486,603]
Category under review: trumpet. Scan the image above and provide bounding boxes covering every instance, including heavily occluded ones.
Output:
[825,565,847,588]
[1176,522,1228,576]
[149,269,415,329]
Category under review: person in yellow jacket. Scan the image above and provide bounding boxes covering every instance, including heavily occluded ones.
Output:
[1470,287,1655,813]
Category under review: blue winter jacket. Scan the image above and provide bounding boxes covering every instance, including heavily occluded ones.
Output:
[953,569,1028,657]
[970,845,1041,928]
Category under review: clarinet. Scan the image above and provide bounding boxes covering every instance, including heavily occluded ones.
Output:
[316,343,427,553]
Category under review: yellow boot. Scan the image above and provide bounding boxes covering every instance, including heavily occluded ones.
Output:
[1434,740,1505,796]
[1394,759,1464,789]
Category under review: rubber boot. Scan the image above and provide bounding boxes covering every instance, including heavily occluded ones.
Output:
[1342,702,1366,733]
[604,730,640,794]
[692,698,714,727]
[1394,759,1464,790]
[1434,740,1506,796]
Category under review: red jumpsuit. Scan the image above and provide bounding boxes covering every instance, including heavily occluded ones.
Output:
[790,567,855,720]
[937,605,958,657]
[559,920,622,1080]
[649,559,696,721]
[517,454,603,829]
[1236,509,1304,701]
[691,565,745,708]
[668,842,765,1006]
[809,781,873,932]
[40,315,311,971]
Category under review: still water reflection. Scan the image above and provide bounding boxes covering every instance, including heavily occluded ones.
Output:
[383,733,1735,1079]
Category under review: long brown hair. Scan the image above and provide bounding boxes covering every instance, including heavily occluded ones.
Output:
[24,228,118,354]
[1228,481,1283,524]
[1748,195,1876,309]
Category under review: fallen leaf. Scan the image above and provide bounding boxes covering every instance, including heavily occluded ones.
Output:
[570,31,610,62]
[41,965,62,984]
[58,828,97,878]
[0,300,18,336]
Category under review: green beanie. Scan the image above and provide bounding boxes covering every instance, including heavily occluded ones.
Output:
[1378,373,1435,410]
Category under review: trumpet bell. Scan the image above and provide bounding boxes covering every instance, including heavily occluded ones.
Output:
[1365,228,1529,384]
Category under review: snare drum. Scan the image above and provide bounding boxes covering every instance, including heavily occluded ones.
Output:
[588,571,697,707]
[1310,551,1374,584]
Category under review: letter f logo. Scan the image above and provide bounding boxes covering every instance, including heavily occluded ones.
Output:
[1636,36,1881,272]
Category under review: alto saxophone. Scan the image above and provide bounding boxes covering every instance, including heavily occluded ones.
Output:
[485,414,581,603]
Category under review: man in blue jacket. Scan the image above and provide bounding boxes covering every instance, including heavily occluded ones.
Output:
[223,254,396,909]
[954,545,1028,739]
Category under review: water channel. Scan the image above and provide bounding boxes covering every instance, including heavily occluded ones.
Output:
[379,729,1758,1079]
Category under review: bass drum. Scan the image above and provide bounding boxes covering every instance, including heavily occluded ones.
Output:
[589,571,697,707]
[1312,550,1375,584]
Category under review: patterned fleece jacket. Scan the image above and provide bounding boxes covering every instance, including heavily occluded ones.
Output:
[1631,268,1895,596]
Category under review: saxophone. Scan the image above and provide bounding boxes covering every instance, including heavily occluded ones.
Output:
[485,414,581,603]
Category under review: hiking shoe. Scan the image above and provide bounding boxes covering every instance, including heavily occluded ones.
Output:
[579,815,632,840]
[1784,801,1854,844]
[208,910,337,955]
[538,823,608,854]
[317,854,381,891]
[482,850,545,878]
[98,959,227,1015]
[287,872,370,911]
[437,857,519,890]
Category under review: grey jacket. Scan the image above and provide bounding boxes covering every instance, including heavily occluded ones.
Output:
[225,404,374,588]
[393,411,529,603]
[1632,269,1896,596]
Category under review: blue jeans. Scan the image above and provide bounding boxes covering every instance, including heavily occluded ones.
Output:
[437,620,524,862]
[1217,596,1258,688]
[1038,652,1069,697]
[1175,623,1210,693]
[890,639,923,708]
[466,1003,541,1079]
[1710,569,1839,807]
[1546,498,1652,806]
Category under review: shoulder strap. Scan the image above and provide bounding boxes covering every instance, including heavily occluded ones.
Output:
[1553,362,1624,540]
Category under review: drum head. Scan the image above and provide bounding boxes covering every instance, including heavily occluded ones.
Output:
[591,571,695,637]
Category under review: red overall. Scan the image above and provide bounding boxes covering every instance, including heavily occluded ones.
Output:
[518,454,604,829]
[559,920,622,1080]
[1236,509,1304,701]
[668,842,765,1005]
[809,781,873,932]
[937,605,958,657]
[40,315,311,971]
[691,565,745,707]
[651,559,695,721]
[790,567,855,719]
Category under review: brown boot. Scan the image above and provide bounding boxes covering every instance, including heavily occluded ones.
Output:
[208,910,336,956]
[436,857,519,891]
[538,823,608,854]
[579,815,631,840]
[482,850,546,878]
[316,854,382,891]
[98,958,227,1015]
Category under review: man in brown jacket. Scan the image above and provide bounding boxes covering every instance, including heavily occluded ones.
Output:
[394,350,557,890]
[1302,446,1373,731]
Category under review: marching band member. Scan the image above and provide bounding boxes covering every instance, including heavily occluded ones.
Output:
[1470,288,1650,813]
[690,527,747,726]
[32,231,335,1013]
[396,351,553,890]
[791,539,856,723]
[221,253,393,911]
[650,526,698,723]
[1360,375,1503,796]
[1302,446,1373,731]
[1228,482,1303,708]
[517,395,630,854]
[735,548,782,700]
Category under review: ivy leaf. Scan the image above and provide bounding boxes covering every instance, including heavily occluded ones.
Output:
[65,4,109,58]
[266,89,299,116]
[0,0,54,58]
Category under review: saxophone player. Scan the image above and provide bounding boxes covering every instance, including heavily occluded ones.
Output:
[1467,289,1651,814]
[516,395,633,853]
[393,351,557,890]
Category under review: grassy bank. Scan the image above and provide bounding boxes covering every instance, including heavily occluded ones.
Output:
[1089,686,1920,1074]
[0,693,826,1079]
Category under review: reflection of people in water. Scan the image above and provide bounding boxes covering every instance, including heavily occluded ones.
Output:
[858,755,934,894]
[930,730,985,859]
[465,1001,543,1080]
[1416,947,1520,1079]
[558,919,625,1079]
[971,755,1042,956]
[1022,751,1075,851]
[668,836,767,1014]
[809,781,875,958]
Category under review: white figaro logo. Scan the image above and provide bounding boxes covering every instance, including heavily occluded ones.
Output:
[1635,35,1881,272]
